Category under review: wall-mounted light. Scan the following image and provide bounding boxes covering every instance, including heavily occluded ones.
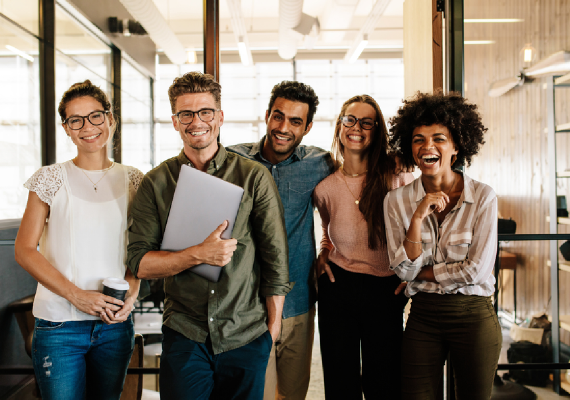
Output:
[238,37,250,66]
[187,49,197,64]
[348,34,368,64]
[520,43,536,64]
[6,45,34,62]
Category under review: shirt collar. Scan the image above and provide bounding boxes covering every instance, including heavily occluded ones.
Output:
[177,144,228,173]
[414,171,475,205]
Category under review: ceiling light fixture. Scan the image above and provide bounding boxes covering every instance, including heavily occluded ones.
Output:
[5,45,34,62]
[464,40,495,45]
[464,19,523,23]
[238,37,250,66]
[348,34,368,64]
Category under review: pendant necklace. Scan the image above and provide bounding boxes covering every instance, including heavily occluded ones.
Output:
[340,165,366,205]
[75,160,115,193]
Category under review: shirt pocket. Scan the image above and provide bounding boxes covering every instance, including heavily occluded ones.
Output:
[287,181,317,211]
[446,229,472,262]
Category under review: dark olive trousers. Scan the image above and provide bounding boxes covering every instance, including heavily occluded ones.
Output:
[402,292,502,400]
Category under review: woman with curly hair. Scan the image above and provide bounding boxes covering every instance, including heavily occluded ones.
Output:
[384,91,501,399]
[314,95,413,399]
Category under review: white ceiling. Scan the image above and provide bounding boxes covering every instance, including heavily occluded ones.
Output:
[152,0,404,51]
[0,0,404,58]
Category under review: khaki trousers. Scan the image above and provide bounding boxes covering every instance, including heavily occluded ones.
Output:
[263,307,315,400]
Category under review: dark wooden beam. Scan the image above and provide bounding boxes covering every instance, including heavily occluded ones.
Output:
[432,0,443,92]
[39,0,56,166]
[444,0,464,95]
[111,46,122,163]
[203,0,220,81]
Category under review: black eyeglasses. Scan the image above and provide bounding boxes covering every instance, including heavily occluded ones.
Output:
[174,108,219,125]
[339,115,377,130]
[64,111,109,130]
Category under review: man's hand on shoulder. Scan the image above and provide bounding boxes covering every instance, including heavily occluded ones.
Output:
[192,220,237,267]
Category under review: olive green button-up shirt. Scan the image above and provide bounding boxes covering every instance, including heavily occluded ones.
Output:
[127,146,291,354]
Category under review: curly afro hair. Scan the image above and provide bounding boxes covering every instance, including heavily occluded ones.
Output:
[388,90,487,169]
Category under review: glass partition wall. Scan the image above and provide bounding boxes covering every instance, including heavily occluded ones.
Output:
[0,2,154,218]
[0,15,41,219]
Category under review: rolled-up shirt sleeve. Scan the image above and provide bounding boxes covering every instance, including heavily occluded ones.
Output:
[251,168,292,298]
[432,193,498,291]
[383,192,428,281]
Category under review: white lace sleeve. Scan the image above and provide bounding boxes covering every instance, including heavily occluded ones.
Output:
[128,167,144,192]
[23,164,64,206]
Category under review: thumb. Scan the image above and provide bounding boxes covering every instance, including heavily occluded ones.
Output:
[214,220,229,237]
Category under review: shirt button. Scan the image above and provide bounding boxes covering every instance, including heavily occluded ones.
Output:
[272,166,276,169]
[211,290,215,294]
[210,318,214,322]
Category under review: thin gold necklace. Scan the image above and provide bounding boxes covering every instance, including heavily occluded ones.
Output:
[74,160,115,193]
[340,169,363,205]
[340,164,367,177]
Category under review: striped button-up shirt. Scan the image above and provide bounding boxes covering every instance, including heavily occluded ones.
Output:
[383,173,497,297]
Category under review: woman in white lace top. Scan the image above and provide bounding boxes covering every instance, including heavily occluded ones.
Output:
[14,80,143,400]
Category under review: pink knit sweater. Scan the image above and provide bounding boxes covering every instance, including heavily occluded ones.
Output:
[314,169,414,277]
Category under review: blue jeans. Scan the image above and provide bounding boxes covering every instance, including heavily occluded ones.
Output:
[160,325,273,400]
[32,317,134,400]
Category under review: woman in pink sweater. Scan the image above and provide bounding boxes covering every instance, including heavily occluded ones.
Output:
[314,95,413,400]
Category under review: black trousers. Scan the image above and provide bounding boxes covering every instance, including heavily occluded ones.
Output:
[318,262,408,400]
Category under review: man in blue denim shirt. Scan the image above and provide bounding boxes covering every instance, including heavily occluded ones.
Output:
[228,81,333,400]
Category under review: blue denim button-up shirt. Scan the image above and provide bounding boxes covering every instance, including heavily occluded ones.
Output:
[228,137,334,318]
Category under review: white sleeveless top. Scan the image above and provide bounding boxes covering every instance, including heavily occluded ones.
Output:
[24,161,143,322]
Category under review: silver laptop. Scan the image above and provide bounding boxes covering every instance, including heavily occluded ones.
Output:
[161,164,244,282]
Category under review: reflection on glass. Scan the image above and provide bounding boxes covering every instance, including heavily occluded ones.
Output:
[0,0,39,36]
[0,17,40,218]
[121,58,152,173]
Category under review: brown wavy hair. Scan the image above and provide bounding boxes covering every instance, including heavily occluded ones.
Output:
[331,95,395,249]
[168,71,221,113]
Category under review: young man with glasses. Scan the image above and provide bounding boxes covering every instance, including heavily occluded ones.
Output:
[127,72,291,399]
[228,81,334,400]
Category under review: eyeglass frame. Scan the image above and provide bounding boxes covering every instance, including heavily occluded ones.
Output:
[63,110,110,130]
[173,108,220,125]
[339,115,378,130]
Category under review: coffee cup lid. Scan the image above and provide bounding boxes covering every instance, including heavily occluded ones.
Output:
[103,278,130,291]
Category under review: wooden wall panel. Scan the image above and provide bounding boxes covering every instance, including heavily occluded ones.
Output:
[463,0,570,342]
[403,0,433,97]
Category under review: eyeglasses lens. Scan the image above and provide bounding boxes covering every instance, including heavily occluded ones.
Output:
[67,111,106,130]
[178,109,215,124]
[341,116,374,130]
